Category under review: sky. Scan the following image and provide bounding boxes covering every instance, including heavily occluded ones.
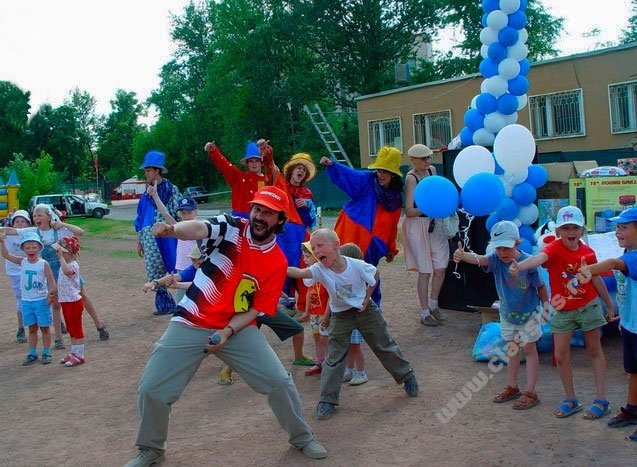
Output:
[0,0,633,123]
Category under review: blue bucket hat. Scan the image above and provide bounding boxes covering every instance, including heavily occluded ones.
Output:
[20,231,43,250]
[240,142,262,166]
[140,150,168,174]
[610,207,637,224]
[177,196,197,212]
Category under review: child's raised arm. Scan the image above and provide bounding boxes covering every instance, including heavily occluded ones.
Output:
[509,252,548,276]
[287,266,313,279]
[0,233,22,265]
[57,249,75,276]
[453,240,489,266]
[578,257,626,283]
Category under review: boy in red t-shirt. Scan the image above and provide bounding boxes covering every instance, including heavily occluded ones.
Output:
[510,206,616,420]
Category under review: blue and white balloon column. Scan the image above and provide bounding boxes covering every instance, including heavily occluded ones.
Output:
[460,0,530,147]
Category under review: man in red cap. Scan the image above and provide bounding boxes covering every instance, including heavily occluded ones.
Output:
[125,186,327,466]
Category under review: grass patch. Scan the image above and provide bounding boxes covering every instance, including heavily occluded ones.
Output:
[69,218,136,240]
[108,250,139,259]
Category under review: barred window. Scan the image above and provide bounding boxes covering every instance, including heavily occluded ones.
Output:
[529,89,585,140]
[413,110,452,149]
[368,118,402,156]
[609,80,637,133]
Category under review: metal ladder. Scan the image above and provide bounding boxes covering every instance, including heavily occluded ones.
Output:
[303,103,353,167]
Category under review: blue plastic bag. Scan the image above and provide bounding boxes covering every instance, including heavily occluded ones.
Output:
[472,322,507,363]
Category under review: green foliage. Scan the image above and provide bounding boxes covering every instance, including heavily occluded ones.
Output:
[4,152,62,208]
[0,81,30,166]
[622,0,637,44]
[70,217,136,240]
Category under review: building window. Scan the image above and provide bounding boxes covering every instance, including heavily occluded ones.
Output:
[609,80,637,133]
[413,110,452,149]
[368,118,402,156]
[529,89,585,140]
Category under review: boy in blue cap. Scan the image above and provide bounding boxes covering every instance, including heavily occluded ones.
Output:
[578,207,637,439]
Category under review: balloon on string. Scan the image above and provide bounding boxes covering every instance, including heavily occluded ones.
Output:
[525,164,548,188]
[464,109,486,131]
[483,76,508,97]
[519,238,533,254]
[493,156,505,175]
[496,197,520,220]
[480,59,499,78]
[504,167,529,185]
[477,93,498,114]
[487,42,508,62]
[484,112,507,133]
[480,27,499,45]
[482,0,500,12]
[503,112,518,125]
[453,145,496,187]
[470,94,479,109]
[512,182,537,205]
[473,128,496,146]
[516,94,528,111]
[519,59,530,75]
[486,213,501,232]
[508,42,528,60]
[487,10,509,30]
[481,13,489,28]
[518,202,539,225]
[493,124,536,172]
[508,75,529,96]
[498,27,519,46]
[499,0,521,14]
[499,176,515,197]
[518,28,528,43]
[460,127,474,147]
[519,224,535,242]
[414,175,459,218]
[481,44,490,59]
[518,0,528,10]
[498,58,521,80]
[508,10,528,29]
[461,173,505,216]
[497,93,519,115]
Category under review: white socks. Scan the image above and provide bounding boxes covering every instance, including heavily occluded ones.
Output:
[71,344,85,358]
[429,299,439,310]
[420,309,431,318]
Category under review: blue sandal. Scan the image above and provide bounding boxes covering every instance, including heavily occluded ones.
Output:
[583,399,611,420]
[555,398,583,418]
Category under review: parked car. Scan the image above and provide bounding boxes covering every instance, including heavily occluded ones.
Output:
[29,194,110,219]
[184,186,210,203]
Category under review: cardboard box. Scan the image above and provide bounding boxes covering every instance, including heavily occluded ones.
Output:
[537,161,598,199]
[468,306,500,325]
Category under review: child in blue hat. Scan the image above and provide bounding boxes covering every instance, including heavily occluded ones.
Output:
[0,231,57,365]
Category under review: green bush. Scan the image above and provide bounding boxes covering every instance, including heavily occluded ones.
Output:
[2,152,62,208]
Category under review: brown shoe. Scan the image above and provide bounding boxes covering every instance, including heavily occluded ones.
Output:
[493,386,520,403]
[431,308,446,322]
[513,391,540,410]
[420,315,439,326]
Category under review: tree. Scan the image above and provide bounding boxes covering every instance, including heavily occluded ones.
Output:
[621,0,637,44]
[66,88,101,178]
[0,81,30,166]
[5,152,61,207]
[97,90,144,181]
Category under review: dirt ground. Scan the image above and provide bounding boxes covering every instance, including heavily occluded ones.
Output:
[0,223,635,466]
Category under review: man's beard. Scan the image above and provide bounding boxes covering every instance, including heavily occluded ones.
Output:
[250,218,277,242]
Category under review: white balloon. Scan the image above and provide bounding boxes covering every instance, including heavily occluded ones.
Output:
[481,44,489,59]
[513,217,522,227]
[518,28,528,44]
[518,203,539,225]
[484,76,508,97]
[498,58,521,80]
[500,0,521,14]
[503,167,529,185]
[486,10,508,31]
[508,42,529,61]
[516,94,528,111]
[480,27,499,46]
[484,112,507,133]
[503,112,519,125]
[472,128,496,147]
[493,124,536,173]
[453,145,496,187]
[471,95,479,109]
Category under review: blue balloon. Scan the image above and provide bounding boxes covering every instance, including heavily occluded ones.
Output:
[481,13,489,27]
[479,59,499,78]
[497,93,519,115]
[519,225,535,243]
[476,93,498,114]
[486,213,501,232]
[519,238,533,254]
[498,27,519,47]
[496,197,520,220]
[493,156,505,175]
[519,59,530,76]
[414,175,459,218]
[508,11,528,29]
[461,173,505,217]
[508,75,529,96]
[482,0,500,13]
[460,127,474,147]
[512,182,536,206]
[602,274,617,294]
[519,0,528,10]
[487,42,508,63]
[464,109,485,131]
[525,165,548,188]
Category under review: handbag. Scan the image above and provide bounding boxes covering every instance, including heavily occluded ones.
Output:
[438,212,459,239]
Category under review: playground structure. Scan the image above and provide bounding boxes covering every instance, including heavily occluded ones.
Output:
[0,170,20,220]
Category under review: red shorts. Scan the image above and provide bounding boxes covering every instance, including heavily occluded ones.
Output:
[61,298,85,339]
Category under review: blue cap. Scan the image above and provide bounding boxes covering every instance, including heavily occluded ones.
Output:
[610,207,637,224]
[140,150,168,174]
[20,231,43,249]
[177,196,197,212]
[240,142,262,165]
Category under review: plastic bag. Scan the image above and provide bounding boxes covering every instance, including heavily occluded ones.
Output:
[439,212,459,239]
[472,322,507,363]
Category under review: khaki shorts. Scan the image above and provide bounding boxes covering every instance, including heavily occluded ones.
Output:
[550,299,606,334]
[500,317,542,344]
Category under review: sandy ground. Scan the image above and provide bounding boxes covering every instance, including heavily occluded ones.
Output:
[0,224,635,466]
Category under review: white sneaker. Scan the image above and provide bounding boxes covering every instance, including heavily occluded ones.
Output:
[349,374,369,386]
[342,370,355,383]
[124,448,165,467]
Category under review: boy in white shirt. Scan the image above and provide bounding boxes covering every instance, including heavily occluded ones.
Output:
[288,228,418,420]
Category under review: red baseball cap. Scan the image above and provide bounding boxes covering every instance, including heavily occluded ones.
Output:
[249,186,289,212]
